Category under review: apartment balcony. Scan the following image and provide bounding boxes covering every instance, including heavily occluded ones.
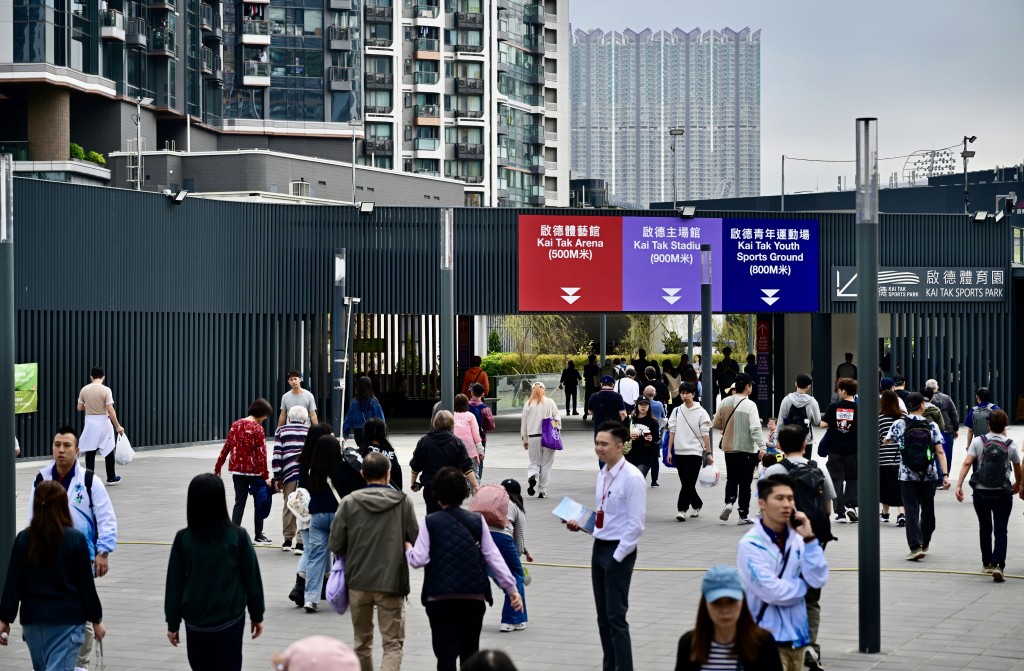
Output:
[545,40,557,56]
[523,4,543,25]
[414,104,440,126]
[202,9,222,42]
[526,154,545,174]
[454,77,483,93]
[496,21,512,42]
[455,12,483,29]
[523,126,543,144]
[363,138,394,155]
[454,44,484,55]
[414,38,440,59]
[414,4,439,18]
[413,71,439,84]
[243,60,270,86]
[523,34,544,53]
[546,160,558,171]
[545,101,557,113]
[495,149,508,167]
[453,109,484,119]
[364,72,393,89]
[456,175,484,184]
[365,37,393,48]
[544,71,556,84]
[328,66,354,91]
[456,143,484,159]
[545,130,557,144]
[329,0,352,8]
[101,10,125,40]
[544,189,558,202]
[327,25,354,50]
[525,68,544,84]
[200,3,212,29]
[246,0,270,5]
[414,137,440,151]
[125,16,146,46]
[544,11,557,25]
[496,116,509,134]
[0,141,29,162]
[524,93,545,108]
[365,104,393,115]
[365,5,393,22]
[496,0,508,9]
[148,28,175,55]
[526,194,545,206]
[146,0,174,10]
[496,58,509,73]
[241,20,270,45]
[201,47,223,80]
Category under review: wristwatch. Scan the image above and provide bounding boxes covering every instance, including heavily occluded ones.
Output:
[97,551,109,558]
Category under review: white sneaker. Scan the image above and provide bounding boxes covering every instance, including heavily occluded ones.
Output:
[690,508,701,518]
[499,623,515,632]
[513,623,527,631]
[76,667,89,671]
[676,511,687,522]
[303,602,319,613]
[719,505,733,521]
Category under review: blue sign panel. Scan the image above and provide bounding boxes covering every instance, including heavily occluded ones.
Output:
[721,219,819,313]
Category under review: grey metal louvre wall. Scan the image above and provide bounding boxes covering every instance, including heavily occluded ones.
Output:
[10,179,1015,454]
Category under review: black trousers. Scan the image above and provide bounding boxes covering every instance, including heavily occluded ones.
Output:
[422,484,441,515]
[424,599,486,671]
[826,453,859,515]
[675,455,704,512]
[231,474,264,536]
[583,386,598,417]
[185,615,244,671]
[565,387,578,414]
[899,479,935,551]
[591,539,636,671]
[84,450,116,481]
[972,490,1013,568]
[723,452,758,517]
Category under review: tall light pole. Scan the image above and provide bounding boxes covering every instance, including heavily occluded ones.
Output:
[855,117,880,654]
[0,154,14,589]
[439,209,455,411]
[669,127,684,208]
[961,135,977,215]
[350,120,364,205]
[700,244,713,420]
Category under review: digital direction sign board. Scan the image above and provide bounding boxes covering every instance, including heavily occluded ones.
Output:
[518,215,819,313]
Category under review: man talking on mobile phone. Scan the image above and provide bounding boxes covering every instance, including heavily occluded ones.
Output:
[737,474,829,671]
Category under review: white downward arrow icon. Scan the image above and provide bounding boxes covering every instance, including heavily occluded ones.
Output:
[662,288,681,305]
[761,289,779,306]
[561,287,581,305]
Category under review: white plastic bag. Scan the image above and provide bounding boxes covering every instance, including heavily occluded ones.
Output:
[114,433,135,466]
[698,463,721,488]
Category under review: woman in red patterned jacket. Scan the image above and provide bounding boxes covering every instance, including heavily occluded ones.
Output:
[215,398,274,544]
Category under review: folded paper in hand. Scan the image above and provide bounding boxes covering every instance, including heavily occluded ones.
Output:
[552,496,597,534]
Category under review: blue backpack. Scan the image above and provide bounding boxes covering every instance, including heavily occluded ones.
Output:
[466,402,485,440]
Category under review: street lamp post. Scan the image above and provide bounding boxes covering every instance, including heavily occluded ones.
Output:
[133,96,154,190]
[351,120,364,205]
[669,128,685,208]
[961,135,977,215]
[439,209,455,412]
[0,155,14,588]
[700,244,713,421]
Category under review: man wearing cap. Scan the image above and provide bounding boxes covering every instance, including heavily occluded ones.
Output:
[879,377,907,414]
[588,376,627,438]
[614,367,641,414]
[884,392,950,561]
[329,453,419,671]
[737,474,829,671]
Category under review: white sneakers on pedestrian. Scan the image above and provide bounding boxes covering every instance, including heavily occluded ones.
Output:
[719,505,733,521]
[676,511,687,522]
[304,602,319,613]
[690,508,701,518]
[499,623,515,632]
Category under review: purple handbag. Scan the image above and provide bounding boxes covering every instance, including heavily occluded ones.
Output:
[325,555,349,615]
[541,417,563,450]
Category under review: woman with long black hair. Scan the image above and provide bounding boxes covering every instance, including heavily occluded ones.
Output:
[343,376,385,448]
[287,422,335,605]
[0,481,105,671]
[675,565,781,671]
[361,417,402,490]
[165,474,265,671]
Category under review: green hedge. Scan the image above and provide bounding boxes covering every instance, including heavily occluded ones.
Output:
[480,352,727,376]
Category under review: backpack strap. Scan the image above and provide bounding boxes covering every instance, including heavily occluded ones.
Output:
[755,543,792,624]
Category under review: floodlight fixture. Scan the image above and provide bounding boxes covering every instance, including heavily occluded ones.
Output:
[139,96,154,106]
[994,210,1005,223]
[357,201,375,214]
[966,135,977,144]
[668,127,685,137]
[961,150,976,159]
[679,205,697,218]
[172,189,188,204]
[973,211,988,223]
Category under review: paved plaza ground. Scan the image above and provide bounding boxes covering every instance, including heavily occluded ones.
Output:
[4,422,1024,670]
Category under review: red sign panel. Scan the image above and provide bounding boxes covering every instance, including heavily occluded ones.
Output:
[518,215,622,311]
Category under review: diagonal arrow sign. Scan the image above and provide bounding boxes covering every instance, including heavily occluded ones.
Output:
[836,271,857,298]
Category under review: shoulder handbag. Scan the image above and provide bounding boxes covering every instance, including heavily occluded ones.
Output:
[718,398,746,450]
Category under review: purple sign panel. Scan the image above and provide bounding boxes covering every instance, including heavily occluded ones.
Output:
[621,217,723,312]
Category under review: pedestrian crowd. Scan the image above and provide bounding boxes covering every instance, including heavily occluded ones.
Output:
[1,355,1018,671]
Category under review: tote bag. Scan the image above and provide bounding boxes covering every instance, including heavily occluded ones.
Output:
[540,417,563,450]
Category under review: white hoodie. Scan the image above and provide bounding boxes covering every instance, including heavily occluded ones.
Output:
[778,392,822,444]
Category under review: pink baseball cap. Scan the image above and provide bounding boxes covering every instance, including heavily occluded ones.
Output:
[275,636,359,671]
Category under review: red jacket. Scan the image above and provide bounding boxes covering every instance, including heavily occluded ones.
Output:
[215,419,269,479]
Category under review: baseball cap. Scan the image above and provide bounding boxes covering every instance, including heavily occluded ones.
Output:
[532,381,545,389]
[600,375,615,385]
[275,636,359,671]
[879,377,895,391]
[702,565,744,604]
[905,392,925,412]
[500,478,522,496]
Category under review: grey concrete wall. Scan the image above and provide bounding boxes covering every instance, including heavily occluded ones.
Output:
[217,134,356,162]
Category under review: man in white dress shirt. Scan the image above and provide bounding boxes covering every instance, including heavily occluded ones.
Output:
[566,421,646,671]
[614,367,641,414]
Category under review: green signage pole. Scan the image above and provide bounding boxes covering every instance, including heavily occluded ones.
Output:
[0,155,15,588]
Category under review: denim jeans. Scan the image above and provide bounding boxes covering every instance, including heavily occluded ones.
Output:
[304,512,335,604]
[972,490,1013,568]
[22,621,84,671]
[296,527,310,576]
[488,531,527,625]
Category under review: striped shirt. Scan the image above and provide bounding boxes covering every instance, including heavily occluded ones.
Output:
[878,415,899,465]
[703,640,739,670]
[272,423,309,483]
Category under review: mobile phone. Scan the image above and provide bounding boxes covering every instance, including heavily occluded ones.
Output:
[790,511,803,528]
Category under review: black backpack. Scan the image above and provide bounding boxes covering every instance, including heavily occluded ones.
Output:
[900,417,935,477]
[780,459,834,547]
[969,436,1012,494]
[784,403,809,439]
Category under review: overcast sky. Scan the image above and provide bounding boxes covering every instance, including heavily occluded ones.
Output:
[569,0,1024,196]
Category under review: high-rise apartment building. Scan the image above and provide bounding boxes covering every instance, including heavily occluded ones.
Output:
[0,0,569,207]
[570,26,759,208]
[712,27,760,199]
